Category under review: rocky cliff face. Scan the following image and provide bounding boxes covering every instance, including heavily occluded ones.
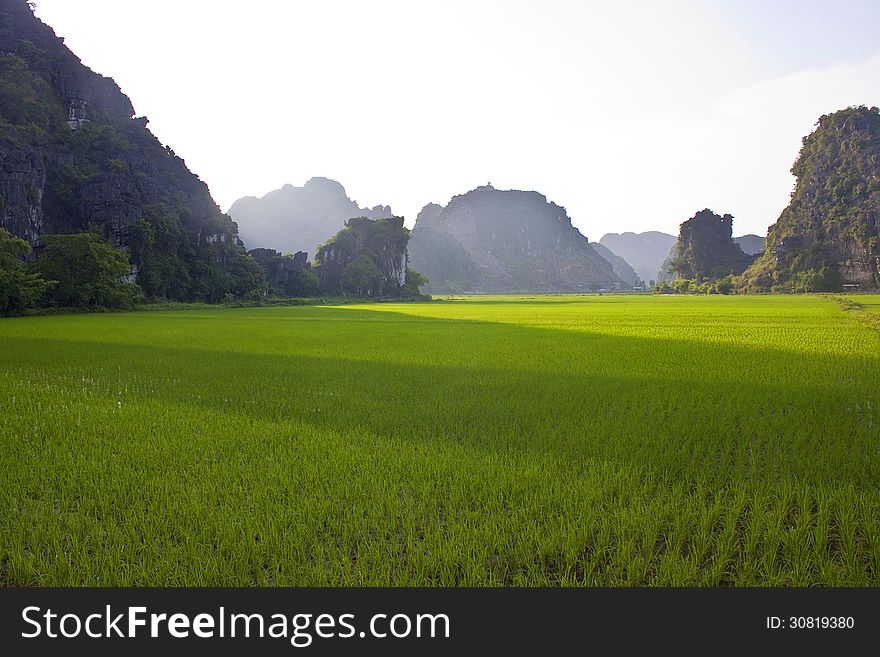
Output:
[742,106,880,291]
[249,247,318,297]
[228,177,394,257]
[315,216,410,296]
[0,0,256,300]
[669,209,754,281]
[658,233,763,283]
[407,203,480,293]
[0,2,134,130]
[598,231,677,284]
[0,137,44,242]
[408,185,626,293]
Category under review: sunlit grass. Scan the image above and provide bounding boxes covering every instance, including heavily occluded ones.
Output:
[1,294,878,585]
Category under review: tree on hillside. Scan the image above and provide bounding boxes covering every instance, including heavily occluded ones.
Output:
[404,268,429,295]
[248,248,320,297]
[0,228,49,315]
[127,204,190,300]
[316,216,427,297]
[227,249,267,299]
[741,106,880,291]
[31,230,138,308]
[341,255,383,296]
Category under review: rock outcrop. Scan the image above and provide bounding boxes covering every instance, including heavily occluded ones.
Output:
[0,140,45,242]
[658,232,765,283]
[315,216,413,297]
[742,105,880,291]
[0,0,258,301]
[248,247,318,297]
[667,209,754,281]
[228,177,394,256]
[407,185,626,293]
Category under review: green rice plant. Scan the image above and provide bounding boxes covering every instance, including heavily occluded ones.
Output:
[1,294,878,585]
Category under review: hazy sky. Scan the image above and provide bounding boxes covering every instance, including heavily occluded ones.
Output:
[34,0,880,238]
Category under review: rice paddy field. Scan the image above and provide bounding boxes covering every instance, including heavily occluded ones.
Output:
[849,294,880,320]
[1,294,879,586]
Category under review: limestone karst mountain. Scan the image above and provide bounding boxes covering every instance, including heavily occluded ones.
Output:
[742,106,880,291]
[407,185,626,294]
[0,0,260,301]
[666,209,755,281]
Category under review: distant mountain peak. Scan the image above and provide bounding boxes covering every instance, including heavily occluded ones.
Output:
[598,231,677,283]
[408,185,626,294]
[304,176,346,194]
[733,234,765,256]
[227,178,393,257]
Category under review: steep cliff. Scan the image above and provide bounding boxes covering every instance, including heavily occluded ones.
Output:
[228,177,394,257]
[668,209,754,281]
[315,216,414,297]
[742,106,880,291]
[248,247,319,297]
[407,185,626,293]
[407,203,480,293]
[0,0,259,301]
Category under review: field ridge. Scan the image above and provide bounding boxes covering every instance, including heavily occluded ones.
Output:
[832,295,880,335]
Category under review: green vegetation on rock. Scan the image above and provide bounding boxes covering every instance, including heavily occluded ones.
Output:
[742,105,880,292]
[31,230,137,309]
[227,177,394,255]
[248,248,320,298]
[0,0,263,304]
[315,216,426,298]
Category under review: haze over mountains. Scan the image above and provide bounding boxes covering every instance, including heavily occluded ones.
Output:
[223,172,770,289]
[228,178,636,293]
[407,185,626,294]
[599,231,766,283]
[733,235,765,256]
[221,172,782,292]
[590,243,642,287]
[228,178,393,256]
[598,232,677,284]
[3,0,879,303]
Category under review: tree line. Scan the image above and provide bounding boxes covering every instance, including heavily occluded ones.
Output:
[0,215,430,316]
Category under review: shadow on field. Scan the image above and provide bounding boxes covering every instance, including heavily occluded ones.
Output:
[4,306,879,487]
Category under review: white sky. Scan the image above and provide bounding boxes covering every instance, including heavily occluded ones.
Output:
[33,0,880,238]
